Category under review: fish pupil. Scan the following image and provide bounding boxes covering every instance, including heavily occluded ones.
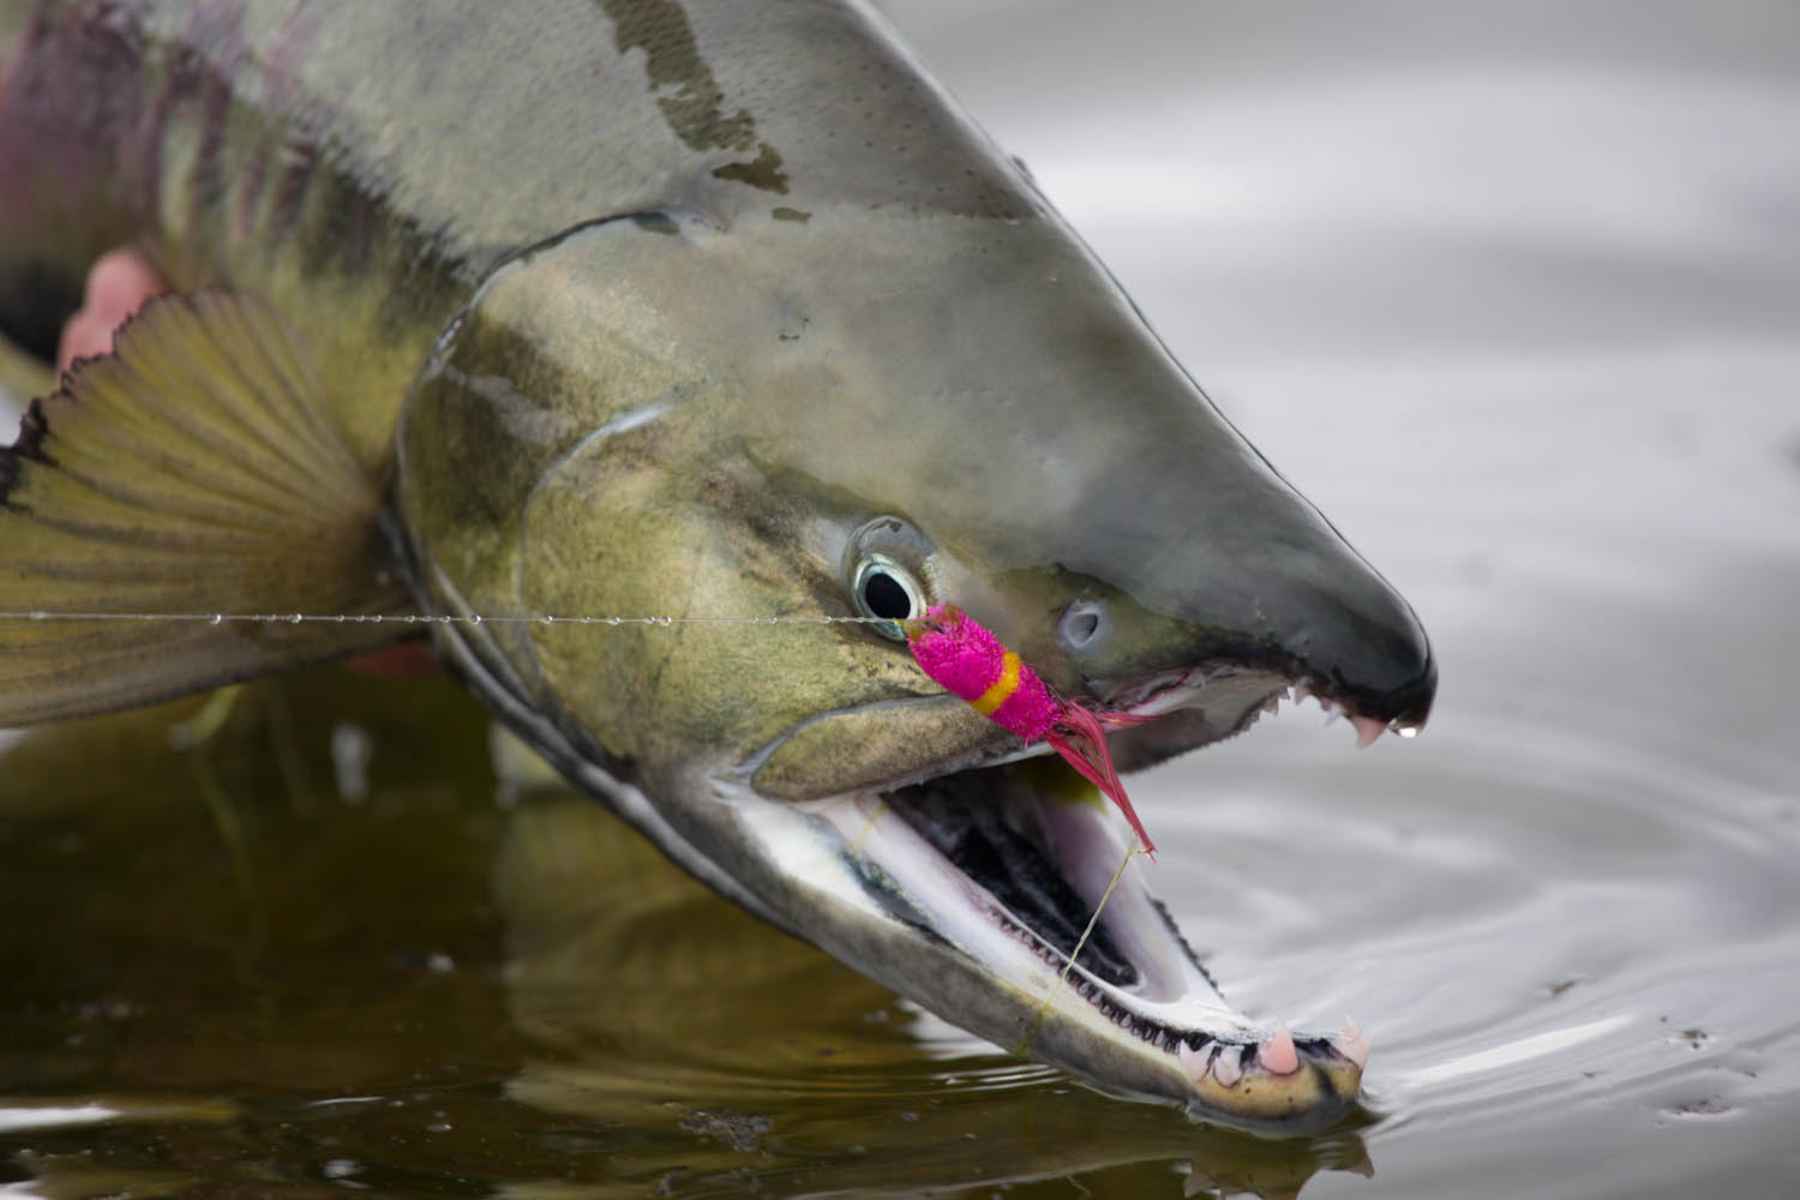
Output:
[861,570,914,620]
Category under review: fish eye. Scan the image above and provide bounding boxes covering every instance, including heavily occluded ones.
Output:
[851,554,925,640]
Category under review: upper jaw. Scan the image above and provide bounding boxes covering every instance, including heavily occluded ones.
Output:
[1099,661,1428,774]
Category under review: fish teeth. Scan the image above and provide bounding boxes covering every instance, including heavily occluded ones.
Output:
[1211,1044,1244,1088]
[1331,1019,1372,1069]
[1177,1039,1214,1084]
[1351,714,1387,749]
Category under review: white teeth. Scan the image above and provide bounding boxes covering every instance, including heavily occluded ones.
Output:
[1331,1019,1372,1070]
[1211,1044,1244,1088]
[1259,1026,1301,1076]
[1177,1039,1214,1084]
[1293,682,1313,705]
[1351,714,1386,748]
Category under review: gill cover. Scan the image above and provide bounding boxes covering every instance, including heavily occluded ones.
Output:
[396,214,982,794]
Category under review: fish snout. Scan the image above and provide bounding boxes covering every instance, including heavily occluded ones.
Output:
[1253,555,1437,732]
[1056,538,1435,745]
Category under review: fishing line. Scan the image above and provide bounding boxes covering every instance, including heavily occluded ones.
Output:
[1061,844,1146,990]
[0,610,891,627]
[1015,840,1147,1057]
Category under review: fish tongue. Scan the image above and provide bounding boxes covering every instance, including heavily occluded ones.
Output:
[1047,702,1157,857]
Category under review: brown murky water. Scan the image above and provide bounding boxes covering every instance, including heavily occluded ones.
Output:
[3,1,1799,1195]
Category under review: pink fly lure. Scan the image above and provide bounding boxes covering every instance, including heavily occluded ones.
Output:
[903,604,1156,856]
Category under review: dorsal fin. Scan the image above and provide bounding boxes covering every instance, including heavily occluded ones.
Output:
[0,292,413,725]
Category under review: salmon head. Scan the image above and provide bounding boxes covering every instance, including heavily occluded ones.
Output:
[395,193,1433,1127]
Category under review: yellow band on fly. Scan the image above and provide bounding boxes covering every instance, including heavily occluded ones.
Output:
[971,650,1023,717]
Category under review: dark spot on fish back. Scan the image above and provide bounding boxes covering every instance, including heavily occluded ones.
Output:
[598,0,754,152]
[597,0,791,194]
[712,142,788,195]
[771,207,811,224]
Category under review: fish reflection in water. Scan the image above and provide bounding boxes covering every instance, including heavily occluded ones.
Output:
[0,670,1369,1197]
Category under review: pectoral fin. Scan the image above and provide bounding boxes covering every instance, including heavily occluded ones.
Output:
[0,292,413,725]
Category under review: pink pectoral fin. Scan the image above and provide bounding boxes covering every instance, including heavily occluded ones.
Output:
[1048,703,1157,857]
[58,250,168,372]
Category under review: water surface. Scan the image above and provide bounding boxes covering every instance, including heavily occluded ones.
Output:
[3,1,1799,1195]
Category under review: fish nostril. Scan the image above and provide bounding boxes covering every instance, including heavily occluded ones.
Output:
[1059,601,1106,652]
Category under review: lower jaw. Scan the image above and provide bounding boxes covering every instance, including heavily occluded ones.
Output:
[804,756,1368,1126]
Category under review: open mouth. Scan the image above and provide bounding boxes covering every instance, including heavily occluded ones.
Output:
[440,575,1397,1127]
[799,665,1387,1125]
